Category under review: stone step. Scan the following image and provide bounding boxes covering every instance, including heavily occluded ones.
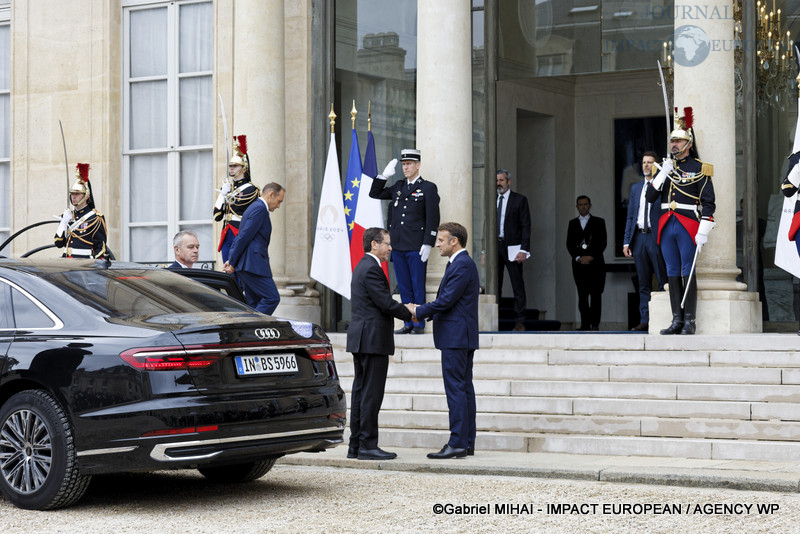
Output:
[337,361,610,381]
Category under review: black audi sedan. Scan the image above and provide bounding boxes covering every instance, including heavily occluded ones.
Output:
[0,259,346,510]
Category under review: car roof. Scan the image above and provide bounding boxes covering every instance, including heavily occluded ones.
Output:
[0,258,147,274]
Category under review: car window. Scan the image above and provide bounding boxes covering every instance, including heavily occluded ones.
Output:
[11,287,56,329]
[0,282,11,328]
[43,269,253,318]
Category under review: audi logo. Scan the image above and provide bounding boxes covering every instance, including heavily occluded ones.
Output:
[254,328,281,340]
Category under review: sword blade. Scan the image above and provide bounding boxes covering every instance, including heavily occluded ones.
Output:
[657,60,671,159]
[681,246,700,308]
[58,119,70,206]
[218,93,230,184]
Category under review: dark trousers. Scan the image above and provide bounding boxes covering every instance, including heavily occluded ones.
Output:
[631,230,667,323]
[237,270,280,315]
[392,249,426,328]
[441,348,476,450]
[573,266,603,329]
[498,241,526,323]
[349,353,389,450]
[660,217,696,277]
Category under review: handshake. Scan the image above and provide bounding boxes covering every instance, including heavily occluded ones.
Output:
[405,303,420,321]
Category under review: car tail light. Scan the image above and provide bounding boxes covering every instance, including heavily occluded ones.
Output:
[141,425,218,438]
[120,346,223,371]
[308,346,334,361]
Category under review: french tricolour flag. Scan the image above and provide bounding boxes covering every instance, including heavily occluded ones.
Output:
[351,130,389,280]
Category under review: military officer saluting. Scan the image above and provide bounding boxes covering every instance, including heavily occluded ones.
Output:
[214,135,260,262]
[646,107,715,335]
[370,149,440,334]
[54,163,109,259]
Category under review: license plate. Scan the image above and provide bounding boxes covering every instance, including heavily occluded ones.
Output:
[234,353,298,376]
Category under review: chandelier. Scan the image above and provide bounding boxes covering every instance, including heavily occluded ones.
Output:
[660,0,795,116]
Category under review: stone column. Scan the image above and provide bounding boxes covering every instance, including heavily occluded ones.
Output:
[650,0,761,333]
[417,1,493,328]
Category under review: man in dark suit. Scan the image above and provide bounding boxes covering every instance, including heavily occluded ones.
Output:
[223,182,284,315]
[496,169,531,331]
[412,222,479,459]
[622,151,666,331]
[168,230,200,270]
[566,195,607,330]
[370,149,440,334]
[347,228,413,461]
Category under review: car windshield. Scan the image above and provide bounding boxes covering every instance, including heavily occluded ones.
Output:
[42,268,253,317]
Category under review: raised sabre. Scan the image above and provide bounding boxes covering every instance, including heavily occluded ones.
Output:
[58,119,70,206]
[218,93,231,185]
[657,60,671,160]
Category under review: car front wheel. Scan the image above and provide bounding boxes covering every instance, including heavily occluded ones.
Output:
[0,390,91,510]
[198,458,276,483]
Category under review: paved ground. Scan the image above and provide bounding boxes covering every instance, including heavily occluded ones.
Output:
[3,448,800,533]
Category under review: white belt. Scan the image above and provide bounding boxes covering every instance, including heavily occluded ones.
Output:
[227,214,242,222]
[66,248,92,258]
[661,202,697,214]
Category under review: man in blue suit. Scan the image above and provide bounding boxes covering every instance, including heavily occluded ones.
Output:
[411,222,479,459]
[622,151,666,331]
[223,182,285,315]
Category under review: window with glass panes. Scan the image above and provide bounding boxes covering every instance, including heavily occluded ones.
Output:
[122,0,213,264]
[0,6,10,257]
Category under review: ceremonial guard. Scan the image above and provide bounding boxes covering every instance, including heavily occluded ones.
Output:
[370,149,440,334]
[646,108,716,335]
[214,135,260,262]
[54,163,108,259]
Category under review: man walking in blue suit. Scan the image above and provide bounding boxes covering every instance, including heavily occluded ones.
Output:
[224,182,285,315]
[411,222,480,459]
[623,151,666,331]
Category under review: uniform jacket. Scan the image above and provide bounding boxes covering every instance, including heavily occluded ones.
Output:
[498,190,531,251]
[415,250,480,350]
[623,179,662,247]
[645,155,715,243]
[228,199,273,277]
[214,177,260,250]
[346,255,413,355]
[369,176,440,250]
[53,205,108,259]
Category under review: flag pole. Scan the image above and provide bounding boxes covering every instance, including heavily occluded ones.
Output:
[368,101,371,132]
[329,103,336,133]
[351,100,357,129]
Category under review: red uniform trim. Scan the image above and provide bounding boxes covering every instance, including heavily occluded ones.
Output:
[656,212,701,244]
[789,212,800,241]
[216,223,239,251]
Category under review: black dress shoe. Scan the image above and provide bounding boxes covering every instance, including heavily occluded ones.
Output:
[467,447,474,456]
[410,327,425,335]
[357,447,397,460]
[394,325,413,334]
[346,447,358,459]
[630,323,649,332]
[427,444,467,459]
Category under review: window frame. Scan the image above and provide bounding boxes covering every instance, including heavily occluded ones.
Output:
[121,0,213,263]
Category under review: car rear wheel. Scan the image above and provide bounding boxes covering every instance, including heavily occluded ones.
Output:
[198,458,276,483]
[0,390,91,510]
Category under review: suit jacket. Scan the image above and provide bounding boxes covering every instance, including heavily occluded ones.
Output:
[623,180,661,247]
[498,190,531,251]
[566,215,607,283]
[415,250,480,350]
[228,199,273,276]
[346,255,413,355]
[369,176,440,250]
[167,261,184,270]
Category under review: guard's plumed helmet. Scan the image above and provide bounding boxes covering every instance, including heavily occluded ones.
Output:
[670,107,694,144]
[69,163,95,209]
[229,135,249,178]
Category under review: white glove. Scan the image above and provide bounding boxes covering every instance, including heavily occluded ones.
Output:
[788,164,800,188]
[56,208,72,237]
[381,159,398,179]
[220,181,232,195]
[695,219,715,252]
[652,158,673,190]
[419,244,432,262]
[214,181,231,210]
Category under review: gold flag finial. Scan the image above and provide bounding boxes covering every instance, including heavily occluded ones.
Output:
[368,101,372,132]
[351,100,357,130]
[329,104,336,134]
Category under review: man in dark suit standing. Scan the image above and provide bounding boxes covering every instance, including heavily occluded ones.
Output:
[168,230,200,270]
[412,222,479,459]
[223,182,285,315]
[622,151,666,331]
[496,169,531,331]
[370,149,440,334]
[347,228,413,461]
[566,196,607,330]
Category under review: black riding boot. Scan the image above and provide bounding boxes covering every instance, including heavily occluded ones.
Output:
[660,276,684,335]
[680,274,697,335]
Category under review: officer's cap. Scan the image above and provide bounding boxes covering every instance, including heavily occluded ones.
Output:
[400,149,421,162]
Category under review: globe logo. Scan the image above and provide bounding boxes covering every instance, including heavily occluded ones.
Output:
[671,25,711,67]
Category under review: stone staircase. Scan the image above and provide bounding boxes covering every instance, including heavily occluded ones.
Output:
[328,332,800,462]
